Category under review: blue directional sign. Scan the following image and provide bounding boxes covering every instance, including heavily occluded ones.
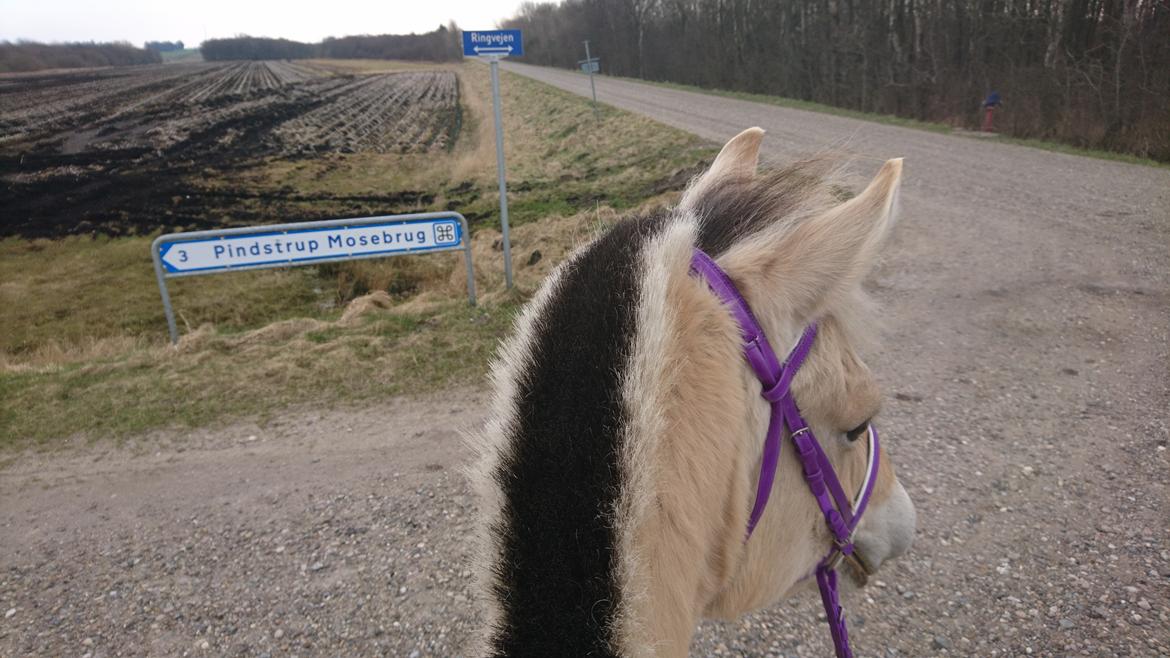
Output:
[157,217,463,275]
[462,30,523,57]
[150,212,476,344]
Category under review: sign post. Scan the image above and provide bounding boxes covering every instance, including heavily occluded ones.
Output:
[463,29,524,290]
[579,40,599,117]
[151,212,476,344]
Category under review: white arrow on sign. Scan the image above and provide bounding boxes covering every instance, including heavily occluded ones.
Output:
[474,45,513,55]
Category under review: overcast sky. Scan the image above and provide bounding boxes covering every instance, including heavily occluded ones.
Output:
[0,0,527,48]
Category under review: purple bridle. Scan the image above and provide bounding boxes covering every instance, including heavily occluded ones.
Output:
[690,248,881,658]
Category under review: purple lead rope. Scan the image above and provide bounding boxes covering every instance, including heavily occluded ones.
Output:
[690,248,880,658]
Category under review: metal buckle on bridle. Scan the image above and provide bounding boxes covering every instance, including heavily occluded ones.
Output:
[824,549,846,571]
[824,532,852,568]
[825,536,873,586]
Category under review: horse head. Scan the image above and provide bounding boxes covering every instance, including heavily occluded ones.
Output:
[471,128,915,657]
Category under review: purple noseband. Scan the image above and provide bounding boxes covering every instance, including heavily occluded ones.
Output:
[690,248,881,658]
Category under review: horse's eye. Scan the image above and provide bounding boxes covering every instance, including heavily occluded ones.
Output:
[845,421,870,442]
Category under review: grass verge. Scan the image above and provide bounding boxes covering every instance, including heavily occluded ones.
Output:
[621,75,1168,169]
[0,296,523,442]
[0,61,715,448]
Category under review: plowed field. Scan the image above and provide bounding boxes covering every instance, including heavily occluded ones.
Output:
[0,62,460,238]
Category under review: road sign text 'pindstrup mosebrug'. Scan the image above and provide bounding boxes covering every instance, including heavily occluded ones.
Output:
[151,213,476,344]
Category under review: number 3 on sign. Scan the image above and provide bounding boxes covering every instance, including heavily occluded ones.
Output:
[178,249,188,262]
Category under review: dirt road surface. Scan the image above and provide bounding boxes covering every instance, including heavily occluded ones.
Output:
[4,67,1170,657]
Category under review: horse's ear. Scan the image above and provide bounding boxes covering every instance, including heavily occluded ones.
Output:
[681,127,765,209]
[772,158,903,319]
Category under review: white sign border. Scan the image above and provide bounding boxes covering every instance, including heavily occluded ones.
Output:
[158,218,462,276]
[150,212,476,344]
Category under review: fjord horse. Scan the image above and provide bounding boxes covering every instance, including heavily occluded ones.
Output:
[471,128,916,657]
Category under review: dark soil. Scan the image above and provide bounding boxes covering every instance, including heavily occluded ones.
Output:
[0,65,456,239]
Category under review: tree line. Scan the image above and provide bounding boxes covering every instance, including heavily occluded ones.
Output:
[321,26,461,61]
[200,37,317,61]
[0,42,161,73]
[502,0,1170,161]
[200,27,461,63]
[145,41,185,52]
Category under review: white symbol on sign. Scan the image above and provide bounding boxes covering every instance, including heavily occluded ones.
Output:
[434,224,457,244]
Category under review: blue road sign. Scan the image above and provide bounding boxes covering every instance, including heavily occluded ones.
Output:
[462,30,523,57]
[157,217,463,275]
[150,213,477,343]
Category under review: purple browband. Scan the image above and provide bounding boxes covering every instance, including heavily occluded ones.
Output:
[690,248,880,658]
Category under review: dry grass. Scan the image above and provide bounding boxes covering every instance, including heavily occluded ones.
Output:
[0,209,631,445]
[0,61,714,448]
[0,235,334,356]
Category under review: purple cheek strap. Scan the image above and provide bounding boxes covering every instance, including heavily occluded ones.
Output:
[690,247,881,658]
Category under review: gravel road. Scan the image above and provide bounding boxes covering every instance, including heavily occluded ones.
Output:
[4,67,1170,657]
